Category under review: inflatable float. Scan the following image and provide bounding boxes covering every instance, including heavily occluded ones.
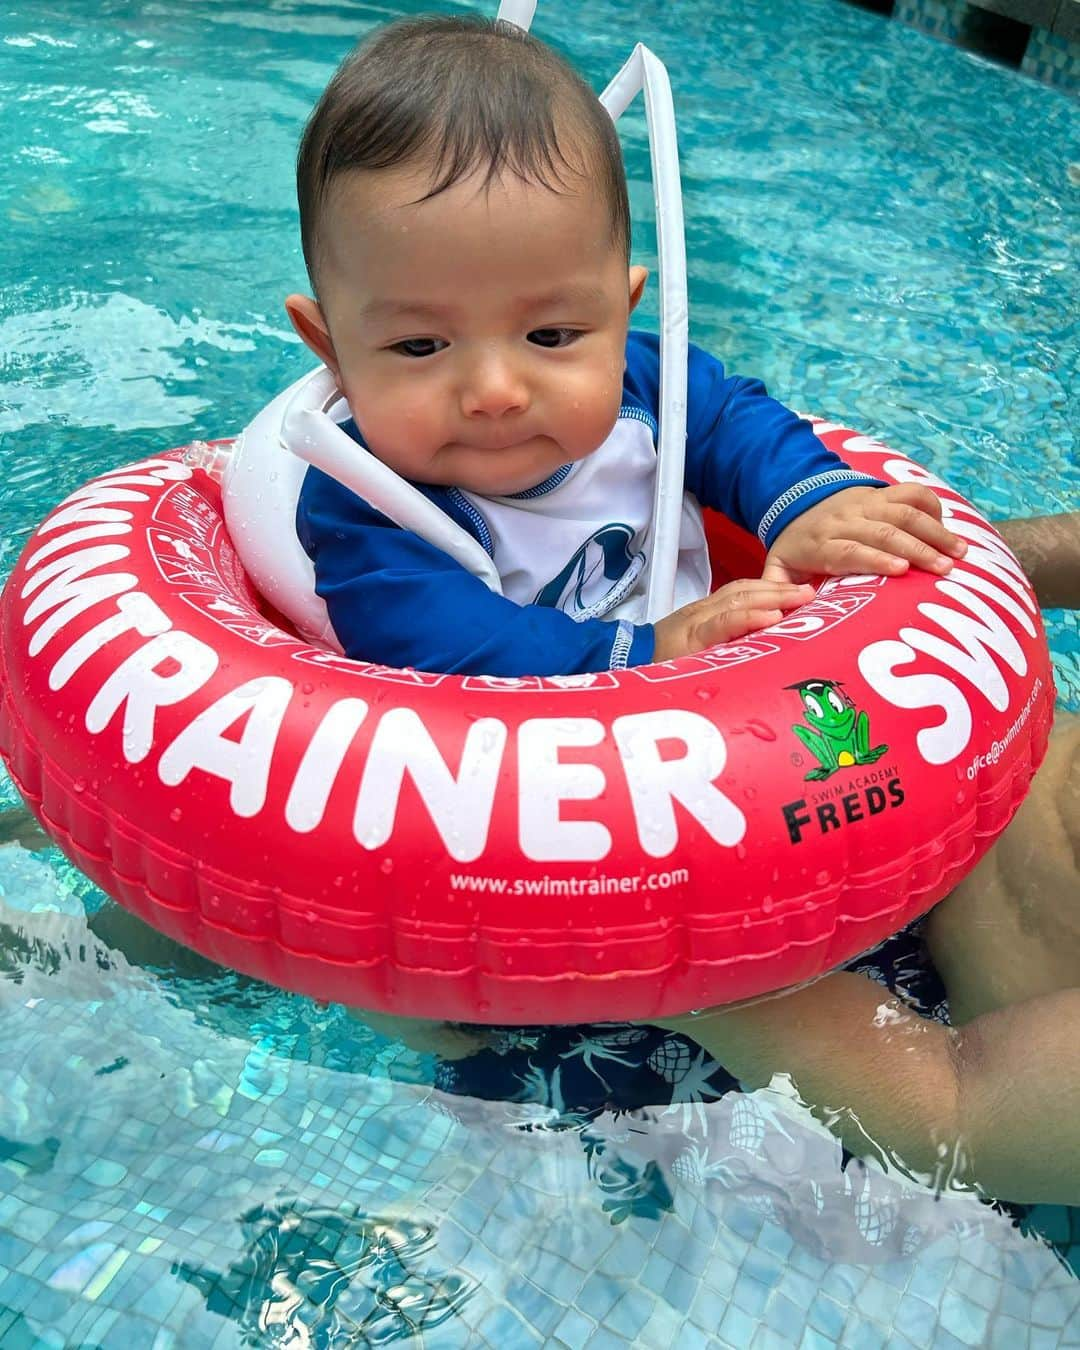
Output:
[0,7,1055,1023]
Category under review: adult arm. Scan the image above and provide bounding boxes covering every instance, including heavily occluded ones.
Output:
[997,512,1080,609]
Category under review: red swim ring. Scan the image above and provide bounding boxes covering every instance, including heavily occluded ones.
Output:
[0,420,1053,1023]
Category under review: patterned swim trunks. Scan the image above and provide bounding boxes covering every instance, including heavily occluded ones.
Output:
[436,919,949,1121]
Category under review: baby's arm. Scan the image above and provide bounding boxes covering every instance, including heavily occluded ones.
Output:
[657,972,1080,1204]
[761,484,967,585]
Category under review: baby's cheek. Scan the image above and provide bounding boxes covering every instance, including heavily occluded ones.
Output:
[561,371,622,454]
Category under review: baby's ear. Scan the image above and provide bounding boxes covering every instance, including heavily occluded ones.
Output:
[285,295,340,378]
[628,266,648,313]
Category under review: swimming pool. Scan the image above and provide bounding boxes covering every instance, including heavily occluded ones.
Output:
[1,0,1078,1345]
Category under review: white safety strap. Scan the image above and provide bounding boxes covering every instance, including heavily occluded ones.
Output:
[495,0,537,29]
[281,367,503,593]
[600,45,689,622]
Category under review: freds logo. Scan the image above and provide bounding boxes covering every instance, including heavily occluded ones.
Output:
[780,679,905,846]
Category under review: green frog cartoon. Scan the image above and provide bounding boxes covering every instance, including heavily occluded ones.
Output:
[787,679,888,782]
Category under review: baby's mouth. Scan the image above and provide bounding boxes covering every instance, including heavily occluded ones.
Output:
[469,435,534,453]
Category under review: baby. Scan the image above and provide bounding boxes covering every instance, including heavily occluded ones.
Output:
[284,15,964,676]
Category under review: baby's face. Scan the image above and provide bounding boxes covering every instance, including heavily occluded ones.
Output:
[289,162,645,496]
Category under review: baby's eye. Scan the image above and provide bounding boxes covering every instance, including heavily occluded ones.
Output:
[390,337,447,358]
[527,327,580,349]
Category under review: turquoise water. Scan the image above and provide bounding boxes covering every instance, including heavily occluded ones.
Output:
[1,0,1079,1345]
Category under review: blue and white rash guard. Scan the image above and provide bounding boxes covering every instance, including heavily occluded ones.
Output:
[296,331,882,676]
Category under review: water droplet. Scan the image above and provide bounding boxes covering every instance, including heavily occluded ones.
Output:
[741,914,751,928]
[734,842,747,861]
[744,785,757,800]
[744,719,777,742]
[73,778,86,794]
[169,807,182,823]
[300,682,314,695]
[815,869,830,887]
[379,857,394,875]
[761,895,774,914]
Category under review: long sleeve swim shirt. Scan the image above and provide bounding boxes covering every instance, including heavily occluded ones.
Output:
[296,331,882,676]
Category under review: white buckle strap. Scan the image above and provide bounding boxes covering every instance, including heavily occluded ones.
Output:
[281,367,503,593]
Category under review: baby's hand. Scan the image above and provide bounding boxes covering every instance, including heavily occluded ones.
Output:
[652,580,815,662]
[761,484,967,586]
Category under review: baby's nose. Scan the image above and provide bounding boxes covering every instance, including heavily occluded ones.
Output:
[461,352,529,419]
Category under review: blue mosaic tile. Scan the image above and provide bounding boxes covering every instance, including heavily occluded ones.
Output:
[690,1281,730,1334]
[754,1328,798,1350]
[858,1276,903,1325]
[757,1222,796,1266]
[477,1304,544,1350]
[744,1246,785,1292]
[841,1324,887,1350]
[663,1263,700,1316]
[578,1273,621,1325]
[809,1292,847,1341]
[988,1314,1032,1349]
[701,1255,738,1300]
[1032,1329,1074,1350]
[639,1300,687,1348]
[799,1325,839,1350]
[1021,25,1080,92]
[596,1227,650,1280]
[668,1324,715,1350]
[939,1285,993,1350]
[720,1300,761,1347]
[1031,1286,1080,1328]
[640,1250,674,1298]
[788,1246,829,1281]
[765,1290,809,1342]
[733,1271,772,1319]
[866,1260,907,1293]
[891,1289,940,1345]
[779,1267,821,1315]
[552,1306,594,1350]
[604,1289,654,1342]
[725,1206,765,1246]
[503,1276,566,1339]
[894,0,965,39]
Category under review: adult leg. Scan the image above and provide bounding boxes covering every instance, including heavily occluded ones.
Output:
[926,714,1079,1024]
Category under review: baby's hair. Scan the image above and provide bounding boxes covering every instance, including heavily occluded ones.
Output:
[296,14,631,294]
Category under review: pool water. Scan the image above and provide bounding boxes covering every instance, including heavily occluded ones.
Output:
[1,0,1078,1346]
